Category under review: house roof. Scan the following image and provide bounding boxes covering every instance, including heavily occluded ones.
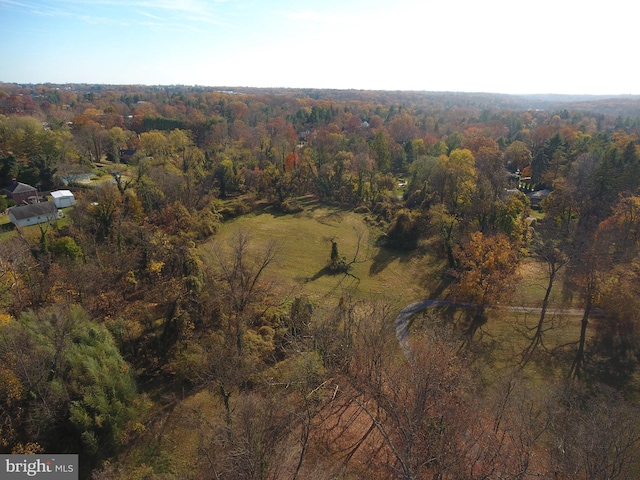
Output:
[51,190,74,199]
[9,202,57,221]
[527,189,552,200]
[4,181,36,194]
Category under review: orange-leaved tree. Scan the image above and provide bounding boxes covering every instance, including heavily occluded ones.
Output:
[451,231,520,348]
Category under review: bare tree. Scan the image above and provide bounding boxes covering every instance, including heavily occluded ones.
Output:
[214,230,280,355]
[313,298,476,480]
[334,332,477,479]
[550,382,640,479]
[56,160,92,187]
[487,372,553,478]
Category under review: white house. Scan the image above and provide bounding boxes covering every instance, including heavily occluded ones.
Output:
[50,190,76,208]
[8,202,59,227]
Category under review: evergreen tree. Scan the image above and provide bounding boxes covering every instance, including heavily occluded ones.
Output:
[370,132,391,173]
[0,305,144,462]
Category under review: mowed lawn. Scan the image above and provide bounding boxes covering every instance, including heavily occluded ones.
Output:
[199,204,444,310]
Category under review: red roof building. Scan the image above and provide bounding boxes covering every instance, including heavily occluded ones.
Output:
[3,180,38,205]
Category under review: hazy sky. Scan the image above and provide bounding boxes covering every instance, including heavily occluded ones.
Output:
[1,0,637,95]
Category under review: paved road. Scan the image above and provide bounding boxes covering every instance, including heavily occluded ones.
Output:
[395,300,600,349]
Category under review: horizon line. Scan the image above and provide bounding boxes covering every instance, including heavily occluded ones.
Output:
[1,81,639,98]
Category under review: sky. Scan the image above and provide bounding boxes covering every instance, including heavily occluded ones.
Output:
[1,0,638,95]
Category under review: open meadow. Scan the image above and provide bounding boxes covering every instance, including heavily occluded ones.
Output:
[199,201,597,379]
[200,202,444,310]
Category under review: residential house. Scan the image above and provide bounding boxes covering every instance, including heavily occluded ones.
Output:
[119,149,136,163]
[3,180,38,205]
[8,202,59,227]
[527,189,552,209]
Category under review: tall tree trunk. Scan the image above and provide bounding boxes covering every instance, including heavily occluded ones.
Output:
[235,313,243,357]
[570,295,592,379]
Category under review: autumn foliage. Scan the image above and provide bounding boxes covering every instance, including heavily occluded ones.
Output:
[1,83,640,478]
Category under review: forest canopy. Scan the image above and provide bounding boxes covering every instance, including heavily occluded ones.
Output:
[1,83,640,479]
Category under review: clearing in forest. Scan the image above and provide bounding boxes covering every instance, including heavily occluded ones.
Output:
[199,204,443,309]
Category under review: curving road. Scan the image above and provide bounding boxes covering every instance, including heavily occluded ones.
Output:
[395,300,600,350]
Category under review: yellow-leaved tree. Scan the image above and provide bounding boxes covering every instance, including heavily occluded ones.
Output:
[429,148,477,267]
[451,232,520,348]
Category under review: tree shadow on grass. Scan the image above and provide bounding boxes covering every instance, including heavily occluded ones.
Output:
[303,267,361,297]
[369,241,415,275]
[370,238,454,299]
[308,266,333,282]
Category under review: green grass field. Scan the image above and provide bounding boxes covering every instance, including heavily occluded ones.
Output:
[201,201,581,313]
[199,202,447,311]
[199,201,599,383]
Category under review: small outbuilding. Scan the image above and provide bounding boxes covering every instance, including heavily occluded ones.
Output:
[8,202,59,227]
[50,190,76,208]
